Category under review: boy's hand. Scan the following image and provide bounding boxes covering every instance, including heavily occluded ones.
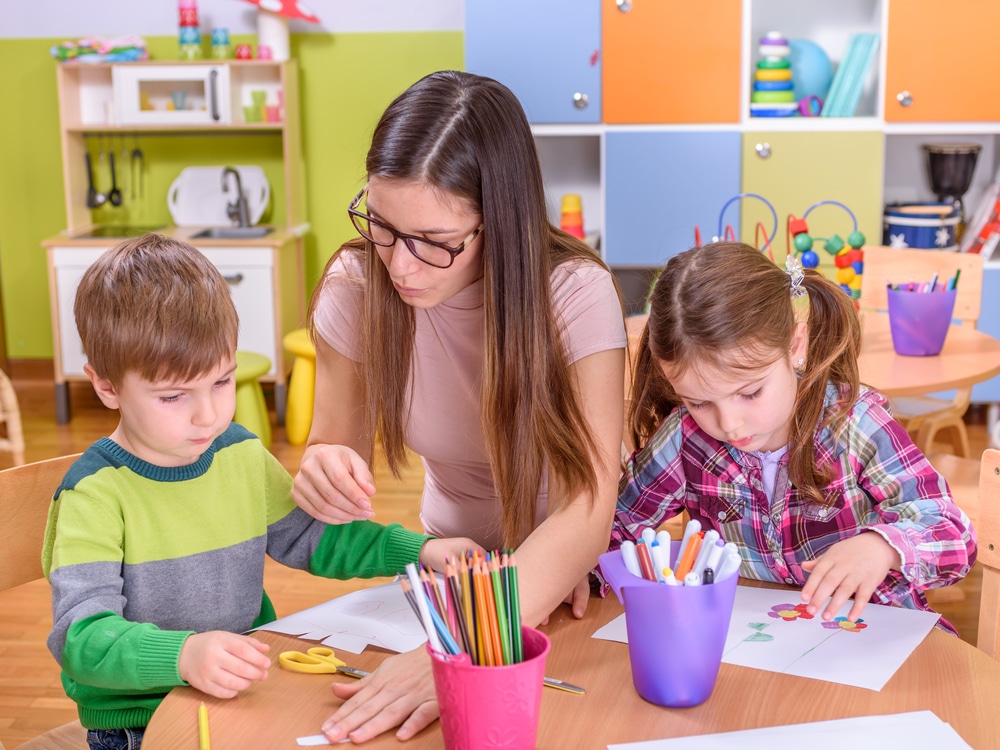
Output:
[178,631,271,699]
[418,537,484,573]
[800,531,901,623]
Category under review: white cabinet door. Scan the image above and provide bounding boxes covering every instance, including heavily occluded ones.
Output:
[113,65,231,125]
[51,245,276,378]
[196,247,276,374]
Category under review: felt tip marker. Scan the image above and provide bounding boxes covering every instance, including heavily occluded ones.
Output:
[684,571,702,587]
[636,540,657,582]
[620,541,642,578]
[674,519,702,568]
[715,548,742,582]
[703,539,727,577]
[650,540,669,583]
[641,527,656,546]
[661,567,680,586]
[702,567,715,585]
[691,530,720,579]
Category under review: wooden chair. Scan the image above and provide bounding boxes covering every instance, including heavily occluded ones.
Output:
[0,368,25,466]
[979,448,1000,659]
[859,246,985,457]
[0,454,86,749]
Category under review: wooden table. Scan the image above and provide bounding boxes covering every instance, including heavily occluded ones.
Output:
[857,311,1000,397]
[144,593,1000,749]
[626,312,1000,398]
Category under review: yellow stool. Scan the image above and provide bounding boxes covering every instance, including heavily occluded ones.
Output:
[283,328,316,445]
[234,351,272,449]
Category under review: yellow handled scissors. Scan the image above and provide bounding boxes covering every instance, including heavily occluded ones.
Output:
[278,646,368,677]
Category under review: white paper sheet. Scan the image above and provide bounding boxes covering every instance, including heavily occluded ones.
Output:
[606,711,971,749]
[255,580,428,654]
[592,584,939,690]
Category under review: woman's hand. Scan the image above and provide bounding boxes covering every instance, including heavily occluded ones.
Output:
[292,444,378,524]
[322,648,437,744]
[800,531,901,623]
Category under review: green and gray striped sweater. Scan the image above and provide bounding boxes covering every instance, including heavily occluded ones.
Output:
[42,423,428,730]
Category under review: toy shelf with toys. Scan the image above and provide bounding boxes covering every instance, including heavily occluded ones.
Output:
[465,0,1000,276]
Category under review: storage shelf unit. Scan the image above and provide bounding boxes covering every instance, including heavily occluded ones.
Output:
[466,0,1000,401]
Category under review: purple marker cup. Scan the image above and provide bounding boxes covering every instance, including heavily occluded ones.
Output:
[886,287,957,356]
[599,542,737,707]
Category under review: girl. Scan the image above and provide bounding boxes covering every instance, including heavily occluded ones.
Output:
[293,71,626,743]
[614,242,975,632]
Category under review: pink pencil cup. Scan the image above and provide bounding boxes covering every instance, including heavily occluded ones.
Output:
[429,626,550,750]
[599,543,737,708]
[887,288,957,356]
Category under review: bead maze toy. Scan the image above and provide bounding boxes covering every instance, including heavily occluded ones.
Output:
[695,192,778,257]
[787,200,866,298]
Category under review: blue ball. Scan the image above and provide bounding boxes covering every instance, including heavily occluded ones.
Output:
[788,39,833,102]
[801,250,819,268]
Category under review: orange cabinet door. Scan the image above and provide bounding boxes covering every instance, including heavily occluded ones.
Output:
[602,0,742,124]
[885,0,1000,122]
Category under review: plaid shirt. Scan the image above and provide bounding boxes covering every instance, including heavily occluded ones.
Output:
[611,384,977,631]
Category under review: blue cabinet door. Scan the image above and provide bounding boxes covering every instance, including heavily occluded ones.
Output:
[465,0,601,124]
[604,131,742,265]
[973,266,1000,402]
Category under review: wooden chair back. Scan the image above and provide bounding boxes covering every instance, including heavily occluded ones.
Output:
[0,369,25,466]
[858,245,983,327]
[0,453,86,748]
[979,448,1000,659]
[0,454,79,591]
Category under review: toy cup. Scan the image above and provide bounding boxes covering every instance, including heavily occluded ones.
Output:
[887,288,957,356]
[235,44,252,60]
[429,626,550,750]
[599,544,737,708]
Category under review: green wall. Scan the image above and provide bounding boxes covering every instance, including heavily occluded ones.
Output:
[0,32,463,359]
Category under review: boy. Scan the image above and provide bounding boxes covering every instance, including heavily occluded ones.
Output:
[42,234,475,748]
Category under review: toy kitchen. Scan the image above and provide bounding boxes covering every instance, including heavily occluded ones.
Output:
[41,58,308,424]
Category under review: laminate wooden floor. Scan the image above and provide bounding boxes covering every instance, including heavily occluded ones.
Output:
[0,374,987,747]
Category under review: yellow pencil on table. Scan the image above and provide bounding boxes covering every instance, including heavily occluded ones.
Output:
[198,701,211,750]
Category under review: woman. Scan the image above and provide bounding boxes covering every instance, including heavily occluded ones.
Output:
[293,70,626,743]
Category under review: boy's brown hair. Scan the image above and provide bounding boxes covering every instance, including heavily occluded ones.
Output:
[74,233,239,386]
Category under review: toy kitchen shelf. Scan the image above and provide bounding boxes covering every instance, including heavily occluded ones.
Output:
[46,59,308,423]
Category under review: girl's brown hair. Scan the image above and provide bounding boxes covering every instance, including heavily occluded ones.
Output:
[311,71,616,545]
[628,242,860,504]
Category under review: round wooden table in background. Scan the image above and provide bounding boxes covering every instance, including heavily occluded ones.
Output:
[626,312,1000,398]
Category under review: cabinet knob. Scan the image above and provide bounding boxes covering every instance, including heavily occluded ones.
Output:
[896,90,913,108]
[616,0,632,11]
[754,142,771,159]
[222,272,245,285]
[572,92,589,110]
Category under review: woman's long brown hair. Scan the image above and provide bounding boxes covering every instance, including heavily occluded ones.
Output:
[629,242,860,505]
[312,71,616,544]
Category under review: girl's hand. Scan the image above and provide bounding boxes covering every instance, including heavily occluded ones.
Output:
[292,444,377,524]
[178,632,271,699]
[322,648,437,744]
[540,575,593,625]
[418,537,485,573]
[800,532,901,623]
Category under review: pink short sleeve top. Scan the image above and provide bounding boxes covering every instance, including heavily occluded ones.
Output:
[313,251,627,549]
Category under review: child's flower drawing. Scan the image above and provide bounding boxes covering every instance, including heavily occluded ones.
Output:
[767,603,814,622]
[821,616,867,632]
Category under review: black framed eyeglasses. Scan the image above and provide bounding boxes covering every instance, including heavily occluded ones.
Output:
[348,187,484,269]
